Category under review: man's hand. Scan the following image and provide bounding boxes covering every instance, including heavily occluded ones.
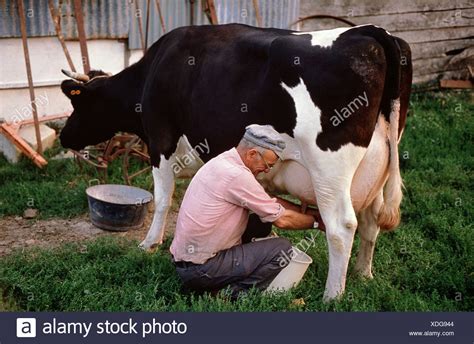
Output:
[273,209,315,230]
[274,197,325,232]
[305,207,326,232]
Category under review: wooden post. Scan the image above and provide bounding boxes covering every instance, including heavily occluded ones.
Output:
[206,0,218,25]
[16,0,43,155]
[134,0,146,53]
[144,0,151,51]
[73,0,90,73]
[155,0,167,33]
[252,0,262,27]
[48,0,76,72]
[189,0,195,26]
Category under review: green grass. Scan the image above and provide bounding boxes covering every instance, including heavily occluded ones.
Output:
[0,90,473,311]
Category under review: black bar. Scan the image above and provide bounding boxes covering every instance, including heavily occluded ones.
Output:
[1,312,472,344]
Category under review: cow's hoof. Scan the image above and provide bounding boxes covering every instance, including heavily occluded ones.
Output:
[323,291,343,303]
[354,268,374,279]
[360,272,374,279]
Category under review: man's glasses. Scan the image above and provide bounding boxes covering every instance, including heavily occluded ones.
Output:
[257,151,275,171]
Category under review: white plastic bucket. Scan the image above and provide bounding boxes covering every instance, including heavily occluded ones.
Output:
[266,247,313,292]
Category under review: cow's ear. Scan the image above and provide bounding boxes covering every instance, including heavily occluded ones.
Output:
[61,80,86,99]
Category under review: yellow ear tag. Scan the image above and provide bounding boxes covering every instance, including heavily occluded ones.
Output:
[70,89,81,96]
[75,89,81,95]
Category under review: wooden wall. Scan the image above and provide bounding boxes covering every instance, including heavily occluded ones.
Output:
[298,0,474,84]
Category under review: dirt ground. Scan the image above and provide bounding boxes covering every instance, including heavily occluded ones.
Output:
[0,206,178,256]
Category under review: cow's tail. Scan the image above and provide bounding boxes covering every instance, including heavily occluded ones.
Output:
[378,97,403,231]
[362,27,406,231]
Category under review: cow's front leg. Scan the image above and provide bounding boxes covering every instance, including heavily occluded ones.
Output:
[139,154,175,250]
[355,193,383,278]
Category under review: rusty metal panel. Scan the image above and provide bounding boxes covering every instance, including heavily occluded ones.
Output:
[0,0,129,39]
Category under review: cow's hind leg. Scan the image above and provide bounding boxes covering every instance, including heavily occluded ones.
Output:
[139,154,175,250]
[355,193,383,278]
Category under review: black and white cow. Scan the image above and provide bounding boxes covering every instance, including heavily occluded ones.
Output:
[60,23,412,301]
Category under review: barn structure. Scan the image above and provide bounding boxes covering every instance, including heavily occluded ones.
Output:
[299,0,474,85]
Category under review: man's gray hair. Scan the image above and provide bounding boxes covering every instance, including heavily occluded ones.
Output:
[239,124,286,159]
[238,137,257,150]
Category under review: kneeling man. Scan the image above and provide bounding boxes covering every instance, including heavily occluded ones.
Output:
[170,125,324,298]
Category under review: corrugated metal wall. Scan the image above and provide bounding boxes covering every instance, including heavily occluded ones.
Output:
[129,0,299,49]
[1,0,299,49]
[0,0,129,39]
[128,0,210,50]
[216,0,299,28]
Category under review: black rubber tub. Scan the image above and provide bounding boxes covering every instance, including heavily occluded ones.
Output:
[85,184,153,231]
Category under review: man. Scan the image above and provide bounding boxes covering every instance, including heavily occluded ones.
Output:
[170,124,325,298]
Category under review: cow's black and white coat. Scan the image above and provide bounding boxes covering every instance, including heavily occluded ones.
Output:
[60,24,412,301]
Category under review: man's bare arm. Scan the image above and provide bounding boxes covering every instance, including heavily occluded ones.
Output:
[275,197,302,212]
[274,196,326,231]
[273,209,315,230]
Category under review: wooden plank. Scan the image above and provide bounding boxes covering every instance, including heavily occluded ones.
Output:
[347,9,471,32]
[300,8,474,32]
[440,79,473,88]
[0,123,47,168]
[413,56,452,76]
[447,48,474,74]
[414,69,470,84]
[393,26,474,44]
[298,19,352,31]
[300,0,473,18]
[299,23,474,45]
[413,49,472,76]
[411,39,474,60]
[413,73,437,85]
[18,113,70,129]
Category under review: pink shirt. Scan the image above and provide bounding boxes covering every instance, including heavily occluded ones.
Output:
[170,148,284,264]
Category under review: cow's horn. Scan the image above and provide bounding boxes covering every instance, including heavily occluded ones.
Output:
[61,69,90,82]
